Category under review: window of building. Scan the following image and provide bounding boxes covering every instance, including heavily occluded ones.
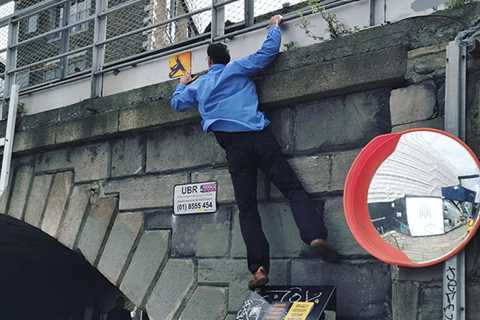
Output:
[27,15,38,34]
[70,0,91,34]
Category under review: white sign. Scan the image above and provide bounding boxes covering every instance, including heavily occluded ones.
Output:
[174,181,217,215]
[406,197,445,237]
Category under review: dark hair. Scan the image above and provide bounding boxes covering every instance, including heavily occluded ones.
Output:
[207,43,231,65]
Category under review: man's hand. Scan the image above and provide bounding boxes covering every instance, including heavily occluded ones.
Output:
[269,15,283,26]
[179,72,192,85]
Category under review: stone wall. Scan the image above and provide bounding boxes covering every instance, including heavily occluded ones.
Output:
[2,3,480,320]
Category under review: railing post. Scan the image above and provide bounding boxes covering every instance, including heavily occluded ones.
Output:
[91,0,107,97]
[244,0,254,27]
[2,18,18,120]
[369,0,375,26]
[60,0,71,80]
[442,37,468,320]
[211,0,225,41]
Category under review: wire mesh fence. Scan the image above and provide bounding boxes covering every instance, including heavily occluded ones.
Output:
[224,0,244,25]
[104,0,213,64]
[0,0,11,98]
[6,0,314,92]
[0,1,14,18]
[14,0,95,88]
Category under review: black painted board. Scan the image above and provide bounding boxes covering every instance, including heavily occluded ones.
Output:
[236,286,336,320]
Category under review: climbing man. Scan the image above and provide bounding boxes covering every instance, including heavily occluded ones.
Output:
[170,15,339,289]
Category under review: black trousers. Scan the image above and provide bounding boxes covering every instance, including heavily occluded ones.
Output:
[214,128,328,274]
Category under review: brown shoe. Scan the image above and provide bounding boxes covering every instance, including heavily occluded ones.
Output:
[248,266,269,290]
[310,239,340,262]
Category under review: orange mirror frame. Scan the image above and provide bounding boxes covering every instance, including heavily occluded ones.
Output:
[343,128,480,267]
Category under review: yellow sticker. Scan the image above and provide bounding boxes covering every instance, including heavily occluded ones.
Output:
[284,302,315,320]
[168,51,192,79]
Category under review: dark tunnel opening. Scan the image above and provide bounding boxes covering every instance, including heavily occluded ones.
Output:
[0,214,135,320]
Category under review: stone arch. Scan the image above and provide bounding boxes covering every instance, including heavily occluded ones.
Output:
[0,161,212,320]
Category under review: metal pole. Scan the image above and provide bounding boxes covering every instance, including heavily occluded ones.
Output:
[444,41,467,139]
[443,39,468,320]
[211,0,225,41]
[60,0,71,80]
[244,0,254,27]
[369,0,375,26]
[0,84,19,199]
[2,19,18,120]
[91,0,108,97]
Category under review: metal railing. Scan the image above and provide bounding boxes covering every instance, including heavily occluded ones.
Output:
[0,0,366,104]
[0,0,305,99]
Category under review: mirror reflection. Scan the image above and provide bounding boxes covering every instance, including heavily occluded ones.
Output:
[368,131,480,263]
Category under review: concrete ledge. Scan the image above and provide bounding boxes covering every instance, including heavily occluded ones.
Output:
[12,44,405,155]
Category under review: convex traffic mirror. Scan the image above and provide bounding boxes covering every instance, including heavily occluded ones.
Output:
[344,128,480,267]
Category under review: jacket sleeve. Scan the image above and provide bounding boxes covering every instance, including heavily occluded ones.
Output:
[231,25,281,76]
[170,83,197,112]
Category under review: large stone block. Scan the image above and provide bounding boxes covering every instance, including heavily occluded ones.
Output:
[35,142,110,183]
[146,125,225,172]
[13,126,56,153]
[144,209,173,229]
[323,197,367,256]
[76,196,118,265]
[198,259,288,312]
[231,202,306,258]
[121,230,170,306]
[392,281,419,320]
[103,173,187,210]
[330,149,360,191]
[8,164,34,219]
[179,286,227,320]
[55,111,119,144]
[390,81,437,127]
[267,108,294,154]
[24,174,54,227]
[171,206,231,258]
[191,168,267,204]
[406,43,448,83]
[417,285,442,320]
[111,135,145,177]
[57,184,92,248]
[257,46,406,106]
[291,259,390,319]
[467,280,480,320]
[293,89,391,153]
[270,149,359,198]
[40,171,74,237]
[118,101,198,132]
[146,258,195,320]
[97,212,144,284]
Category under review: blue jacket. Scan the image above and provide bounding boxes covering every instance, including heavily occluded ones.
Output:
[170,26,281,132]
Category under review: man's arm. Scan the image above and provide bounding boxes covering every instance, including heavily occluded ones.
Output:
[170,72,197,112]
[231,15,282,76]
